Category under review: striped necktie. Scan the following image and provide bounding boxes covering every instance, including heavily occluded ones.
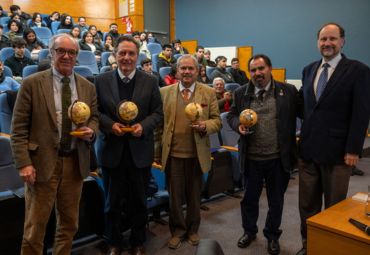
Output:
[60,77,72,150]
[316,63,330,101]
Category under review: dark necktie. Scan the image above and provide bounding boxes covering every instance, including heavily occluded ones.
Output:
[60,77,72,150]
[316,63,330,101]
[257,89,266,99]
[123,76,130,84]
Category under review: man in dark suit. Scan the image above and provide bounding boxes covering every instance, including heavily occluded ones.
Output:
[11,33,99,254]
[227,54,300,255]
[296,23,370,255]
[140,57,167,87]
[230,57,249,85]
[95,36,163,255]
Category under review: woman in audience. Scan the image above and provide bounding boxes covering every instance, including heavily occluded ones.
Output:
[9,13,22,23]
[88,25,102,44]
[164,65,178,85]
[0,6,8,17]
[43,11,60,29]
[102,35,117,69]
[70,26,81,41]
[28,13,46,28]
[147,32,160,44]
[79,31,103,63]
[0,24,11,50]
[23,28,47,53]
[5,20,23,40]
[57,15,73,30]
[213,77,233,113]
[0,59,20,91]
[140,31,148,46]
[197,65,211,84]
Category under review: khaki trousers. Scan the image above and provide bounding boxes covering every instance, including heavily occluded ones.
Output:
[21,153,84,255]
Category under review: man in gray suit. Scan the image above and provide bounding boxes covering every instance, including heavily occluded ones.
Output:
[11,33,99,255]
[95,36,163,255]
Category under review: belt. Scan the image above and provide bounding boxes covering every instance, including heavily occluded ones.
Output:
[58,149,77,157]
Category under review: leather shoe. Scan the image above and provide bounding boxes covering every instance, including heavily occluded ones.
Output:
[131,246,147,255]
[168,236,183,249]
[106,247,123,255]
[296,247,307,255]
[352,166,364,176]
[268,240,280,254]
[237,234,256,248]
[187,233,200,245]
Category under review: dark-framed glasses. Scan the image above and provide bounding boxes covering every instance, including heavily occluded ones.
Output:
[53,48,78,58]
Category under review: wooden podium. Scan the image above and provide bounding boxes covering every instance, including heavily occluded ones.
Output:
[307,192,370,254]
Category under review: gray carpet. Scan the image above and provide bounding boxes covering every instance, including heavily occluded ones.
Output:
[69,158,370,255]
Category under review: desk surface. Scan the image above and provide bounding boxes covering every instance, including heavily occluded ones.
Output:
[307,192,370,244]
[0,133,10,138]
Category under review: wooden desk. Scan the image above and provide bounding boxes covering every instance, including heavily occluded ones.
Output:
[0,133,10,138]
[307,192,370,254]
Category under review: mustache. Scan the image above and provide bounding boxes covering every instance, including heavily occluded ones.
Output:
[322,45,335,49]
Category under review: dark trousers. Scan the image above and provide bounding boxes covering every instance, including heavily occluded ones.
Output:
[298,158,352,247]
[102,145,151,248]
[165,156,204,238]
[240,158,290,240]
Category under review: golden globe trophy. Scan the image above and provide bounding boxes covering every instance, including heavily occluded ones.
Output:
[239,109,258,135]
[116,101,138,132]
[68,100,91,136]
[185,103,203,128]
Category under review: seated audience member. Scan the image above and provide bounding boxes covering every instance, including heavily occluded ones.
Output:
[4,37,36,83]
[172,39,189,55]
[37,60,51,71]
[0,24,11,51]
[23,28,47,53]
[9,5,31,23]
[213,77,233,113]
[102,35,117,69]
[164,64,178,85]
[210,56,235,83]
[28,13,46,28]
[197,65,211,84]
[192,45,209,68]
[230,57,249,85]
[140,57,167,87]
[8,13,22,24]
[147,32,160,44]
[57,15,73,30]
[70,26,81,40]
[79,31,103,62]
[132,30,151,58]
[0,59,20,91]
[0,6,8,17]
[89,25,102,44]
[157,44,176,70]
[140,31,148,46]
[43,11,60,29]
[5,20,23,40]
[107,23,121,42]
[78,17,88,33]
[204,49,216,67]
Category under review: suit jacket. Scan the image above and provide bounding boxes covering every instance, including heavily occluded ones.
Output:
[299,54,370,165]
[95,69,163,169]
[10,69,99,182]
[154,82,222,173]
[227,79,300,174]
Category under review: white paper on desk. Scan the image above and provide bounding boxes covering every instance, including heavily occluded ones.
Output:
[352,193,368,203]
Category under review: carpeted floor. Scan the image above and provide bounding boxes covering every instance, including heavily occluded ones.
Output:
[68,158,370,255]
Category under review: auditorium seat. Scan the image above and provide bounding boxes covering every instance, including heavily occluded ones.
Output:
[39,13,49,20]
[2,66,12,77]
[22,65,38,79]
[81,31,86,38]
[38,48,50,62]
[77,50,99,75]
[100,52,111,67]
[196,239,225,255]
[137,52,147,64]
[1,47,31,63]
[206,67,216,79]
[159,66,171,79]
[225,83,240,94]
[124,34,132,36]
[147,43,162,56]
[220,112,239,147]
[56,28,71,35]
[225,67,233,72]
[0,17,10,25]
[174,54,184,59]
[51,21,61,35]
[0,93,13,134]
[73,66,93,77]
[102,32,109,42]
[100,66,111,73]
[32,27,53,45]
[152,53,160,72]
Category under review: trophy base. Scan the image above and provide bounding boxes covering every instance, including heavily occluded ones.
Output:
[189,124,200,128]
[70,131,86,136]
[120,127,135,132]
[243,131,254,135]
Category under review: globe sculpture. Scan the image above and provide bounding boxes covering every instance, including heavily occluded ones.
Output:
[116,101,138,132]
[68,100,91,136]
[239,109,258,134]
[185,103,203,128]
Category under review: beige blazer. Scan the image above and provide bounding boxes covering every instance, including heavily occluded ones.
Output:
[10,69,99,182]
[154,82,222,173]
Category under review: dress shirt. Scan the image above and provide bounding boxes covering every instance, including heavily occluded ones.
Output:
[313,53,342,94]
[53,67,78,150]
[117,68,136,81]
[179,81,196,98]
[254,81,271,95]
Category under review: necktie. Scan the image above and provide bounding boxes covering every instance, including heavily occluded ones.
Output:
[183,89,190,101]
[316,63,330,101]
[257,89,266,99]
[123,76,130,84]
[60,77,72,150]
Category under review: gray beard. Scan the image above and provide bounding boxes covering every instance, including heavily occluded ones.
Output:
[255,80,264,89]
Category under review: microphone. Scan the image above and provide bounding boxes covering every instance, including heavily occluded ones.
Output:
[349,218,370,236]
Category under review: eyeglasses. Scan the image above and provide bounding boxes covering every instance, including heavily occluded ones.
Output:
[53,48,78,58]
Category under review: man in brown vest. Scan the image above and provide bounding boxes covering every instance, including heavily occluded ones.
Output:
[154,54,222,249]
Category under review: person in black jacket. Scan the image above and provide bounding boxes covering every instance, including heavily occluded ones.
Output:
[230,58,249,85]
[23,28,47,52]
[157,44,177,71]
[0,6,8,17]
[172,39,189,55]
[140,57,167,87]
[28,13,46,28]
[79,31,103,66]
[43,11,60,29]
[0,24,11,51]
[57,15,73,30]
[9,5,31,24]
[107,23,121,42]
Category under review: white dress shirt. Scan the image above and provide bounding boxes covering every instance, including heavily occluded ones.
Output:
[117,68,136,81]
[313,53,342,94]
[254,81,271,95]
[179,81,196,98]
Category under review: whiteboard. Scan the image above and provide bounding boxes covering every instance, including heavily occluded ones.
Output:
[204,47,238,65]
[119,0,129,18]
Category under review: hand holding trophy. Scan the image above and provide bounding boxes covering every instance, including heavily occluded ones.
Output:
[239,109,258,135]
[185,103,203,128]
[116,101,138,132]
[68,100,91,136]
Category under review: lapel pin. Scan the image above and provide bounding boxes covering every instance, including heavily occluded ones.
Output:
[280,89,284,96]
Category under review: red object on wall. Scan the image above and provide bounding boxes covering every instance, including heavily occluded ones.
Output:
[122,17,132,34]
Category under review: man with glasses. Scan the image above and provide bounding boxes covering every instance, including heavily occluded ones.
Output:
[108,23,121,42]
[10,33,99,254]
[78,17,88,33]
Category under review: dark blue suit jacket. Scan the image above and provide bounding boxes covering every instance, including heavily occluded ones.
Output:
[299,54,370,165]
[227,79,300,174]
[95,69,163,169]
